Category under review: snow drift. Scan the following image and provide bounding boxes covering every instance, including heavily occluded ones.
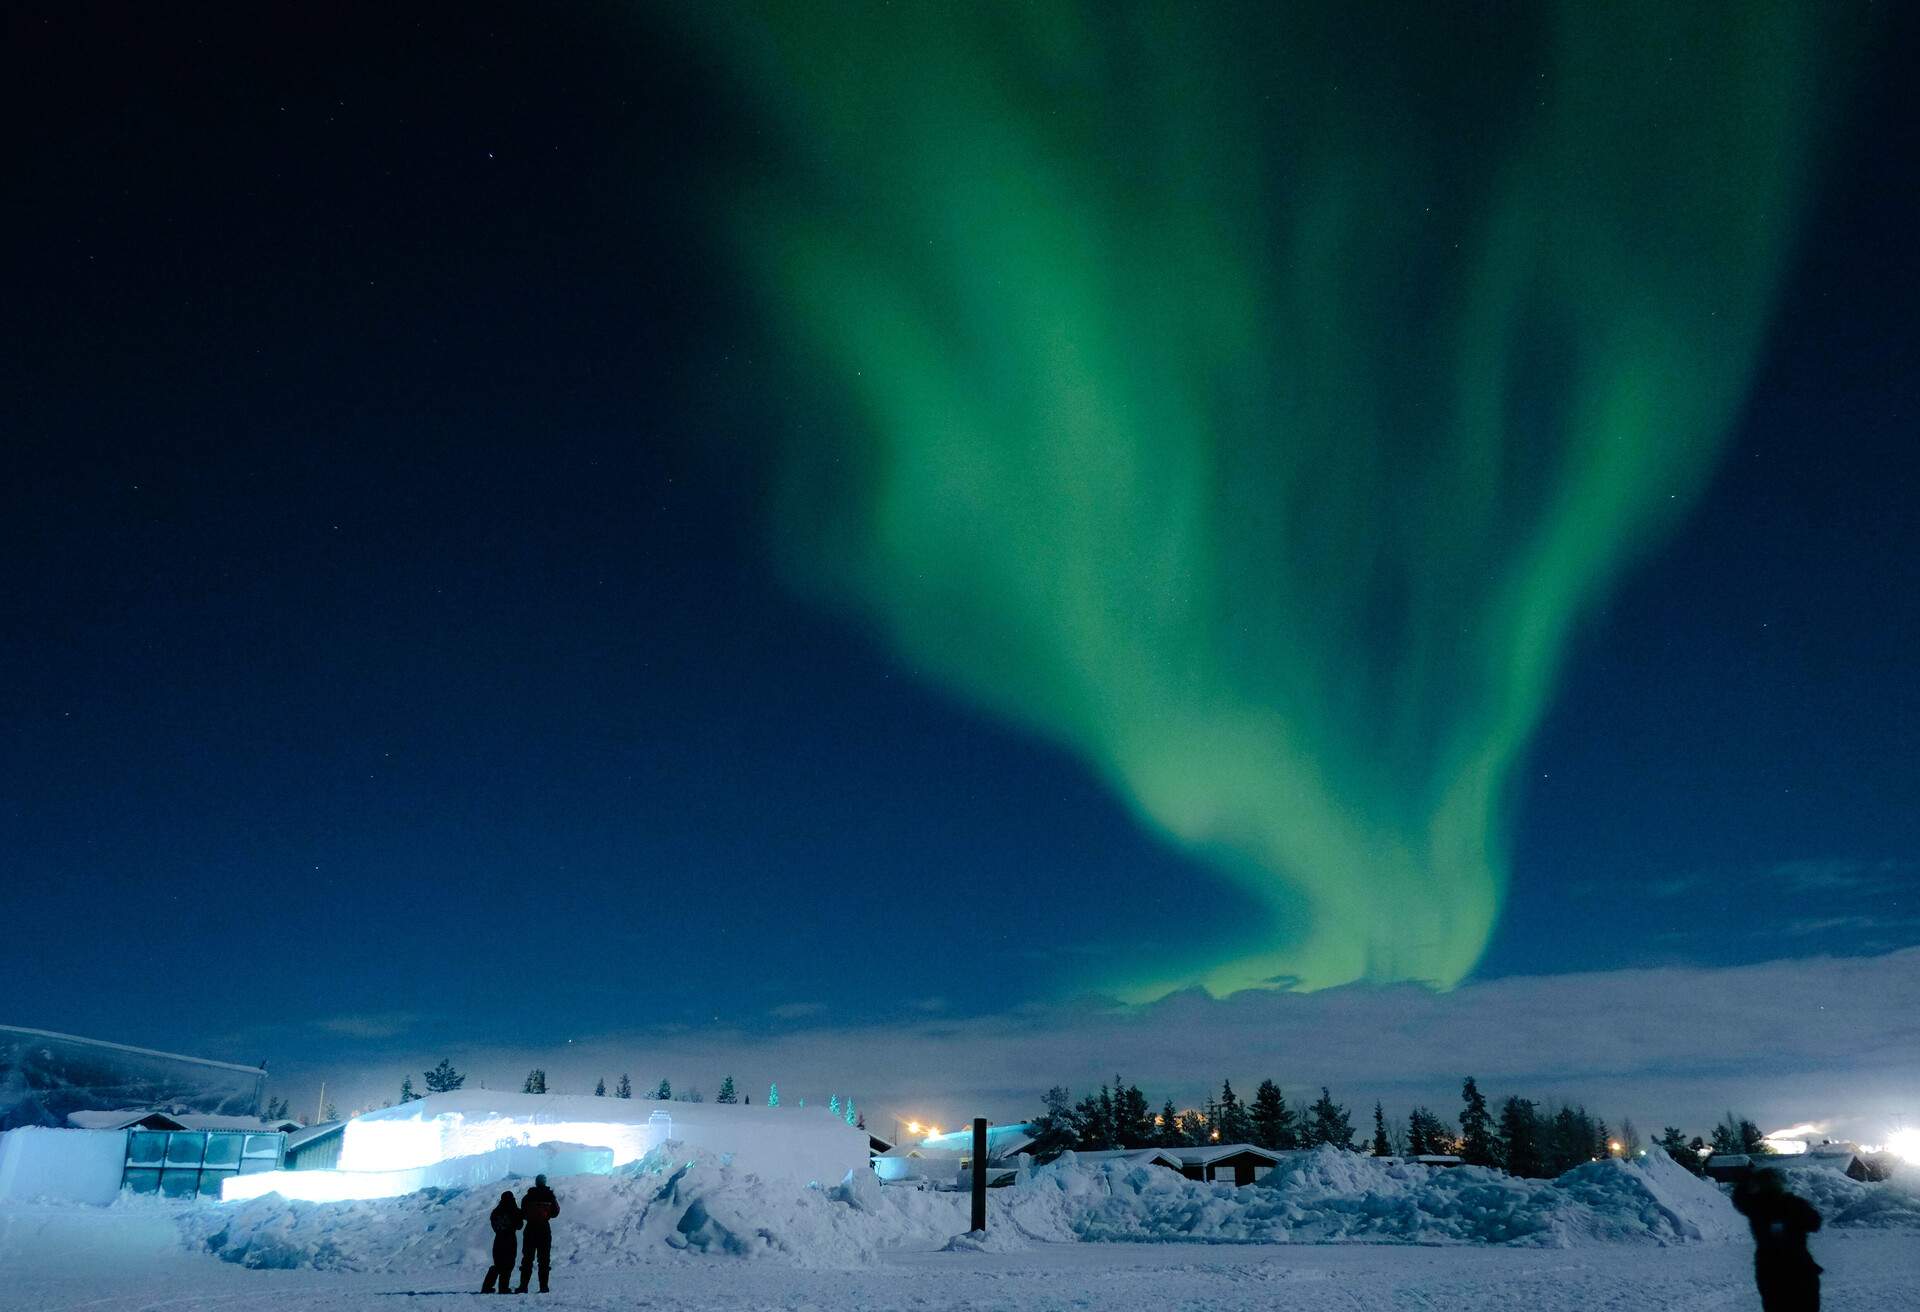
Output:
[178,1145,1856,1273]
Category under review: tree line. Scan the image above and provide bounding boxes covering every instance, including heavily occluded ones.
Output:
[387,1062,867,1124]
[1028,1074,1772,1180]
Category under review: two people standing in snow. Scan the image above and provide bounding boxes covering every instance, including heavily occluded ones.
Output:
[1732,1169,1822,1312]
[478,1174,561,1294]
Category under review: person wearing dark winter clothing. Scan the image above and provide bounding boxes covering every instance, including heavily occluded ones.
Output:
[516,1174,561,1293]
[1732,1169,1823,1312]
[481,1191,521,1294]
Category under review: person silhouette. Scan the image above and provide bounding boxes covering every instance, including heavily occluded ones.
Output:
[516,1173,561,1293]
[480,1190,520,1294]
[1731,1168,1823,1312]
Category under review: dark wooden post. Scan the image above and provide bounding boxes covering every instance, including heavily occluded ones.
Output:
[970,1117,988,1232]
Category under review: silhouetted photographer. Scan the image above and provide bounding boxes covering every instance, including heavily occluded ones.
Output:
[1731,1169,1822,1312]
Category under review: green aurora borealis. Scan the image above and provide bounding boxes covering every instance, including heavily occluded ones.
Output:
[695,2,1839,996]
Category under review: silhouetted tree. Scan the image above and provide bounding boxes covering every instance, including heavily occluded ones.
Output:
[1217,1080,1254,1143]
[1250,1079,1297,1150]
[423,1059,465,1093]
[653,1078,672,1100]
[1371,1102,1391,1156]
[616,1073,632,1099]
[716,1076,737,1104]
[1498,1097,1543,1176]
[1304,1087,1354,1149]
[523,1068,546,1094]
[1656,1126,1706,1175]
[399,1076,420,1103]
[1459,1078,1498,1167]
[594,1078,606,1097]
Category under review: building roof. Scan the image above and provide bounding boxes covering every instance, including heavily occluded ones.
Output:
[1170,1143,1282,1167]
[284,1121,345,1152]
[67,1108,189,1131]
[1071,1148,1184,1170]
[1,1024,265,1076]
[63,1108,295,1133]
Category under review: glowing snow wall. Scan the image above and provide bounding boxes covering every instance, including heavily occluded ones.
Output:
[340,1091,866,1188]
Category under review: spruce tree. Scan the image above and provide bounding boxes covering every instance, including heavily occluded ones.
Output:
[1250,1079,1297,1150]
[829,1094,840,1118]
[399,1076,420,1103]
[767,1082,779,1107]
[716,1076,737,1104]
[845,1098,857,1127]
[523,1068,547,1094]
[616,1073,632,1099]
[1372,1102,1392,1156]
[1458,1077,1498,1167]
[594,1078,606,1097]
[653,1078,671,1100]
[1217,1080,1254,1143]
[424,1058,466,1093]
[1305,1087,1354,1149]
[1115,1080,1153,1147]
[1155,1098,1183,1148]
[1655,1126,1705,1175]
[1497,1097,1541,1176]
[1031,1086,1080,1160]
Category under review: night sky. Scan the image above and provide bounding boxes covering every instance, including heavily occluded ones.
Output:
[5,3,1916,1130]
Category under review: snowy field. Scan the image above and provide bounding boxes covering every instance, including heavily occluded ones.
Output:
[3,1147,1916,1311]
[4,1215,1916,1312]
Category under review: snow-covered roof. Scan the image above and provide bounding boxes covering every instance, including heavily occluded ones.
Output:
[1706,1154,1751,1168]
[1170,1143,1282,1167]
[62,1108,292,1133]
[1072,1148,1183,1170]
[285,1121,345,1151]
[0,1024,266,1076]
[66,1109,186,1131]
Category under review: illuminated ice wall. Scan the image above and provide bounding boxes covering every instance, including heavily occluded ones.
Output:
[688,2,1841,993]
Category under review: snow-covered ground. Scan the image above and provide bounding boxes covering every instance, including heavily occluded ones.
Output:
[2,1147,1916,1310]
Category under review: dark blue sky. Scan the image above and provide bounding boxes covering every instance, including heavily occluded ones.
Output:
[3,3,1914,1087]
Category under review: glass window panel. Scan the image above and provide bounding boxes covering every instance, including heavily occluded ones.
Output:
[203,1133,243,1168]
[122,1168,162,1194]
[198,1168,236,1200]
[158,1170,199,1199]
[237,1158,275,1175]
[128,1132,169,1166]
[242,1134,282,1160]
[166,1133,207,1168]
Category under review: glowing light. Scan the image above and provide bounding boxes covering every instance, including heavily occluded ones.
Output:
[685,0,1847,995]
[1886,1129,1920,1166]
[907,1121,922,1135]
[1609,1141,1622,1153]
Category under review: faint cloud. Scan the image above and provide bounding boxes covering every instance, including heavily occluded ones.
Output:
[907,997,948,1013]
[769,1002,826,1020]
[1768,857,1914,895]
[316,1012,419,1039]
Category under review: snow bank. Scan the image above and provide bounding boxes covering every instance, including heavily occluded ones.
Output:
[0,1128,125,1205]
[188,1144,974,1271]
[1771,1163,1920,1230]
[176,1144,1809,1274]
[996,1147,1744,1248]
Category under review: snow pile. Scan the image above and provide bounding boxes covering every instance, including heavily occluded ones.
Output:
[1003,1146,1741,1248]
[185,1144,971,1271]
[166,1144,1920,1274]
[1773,1163,1920,1230]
